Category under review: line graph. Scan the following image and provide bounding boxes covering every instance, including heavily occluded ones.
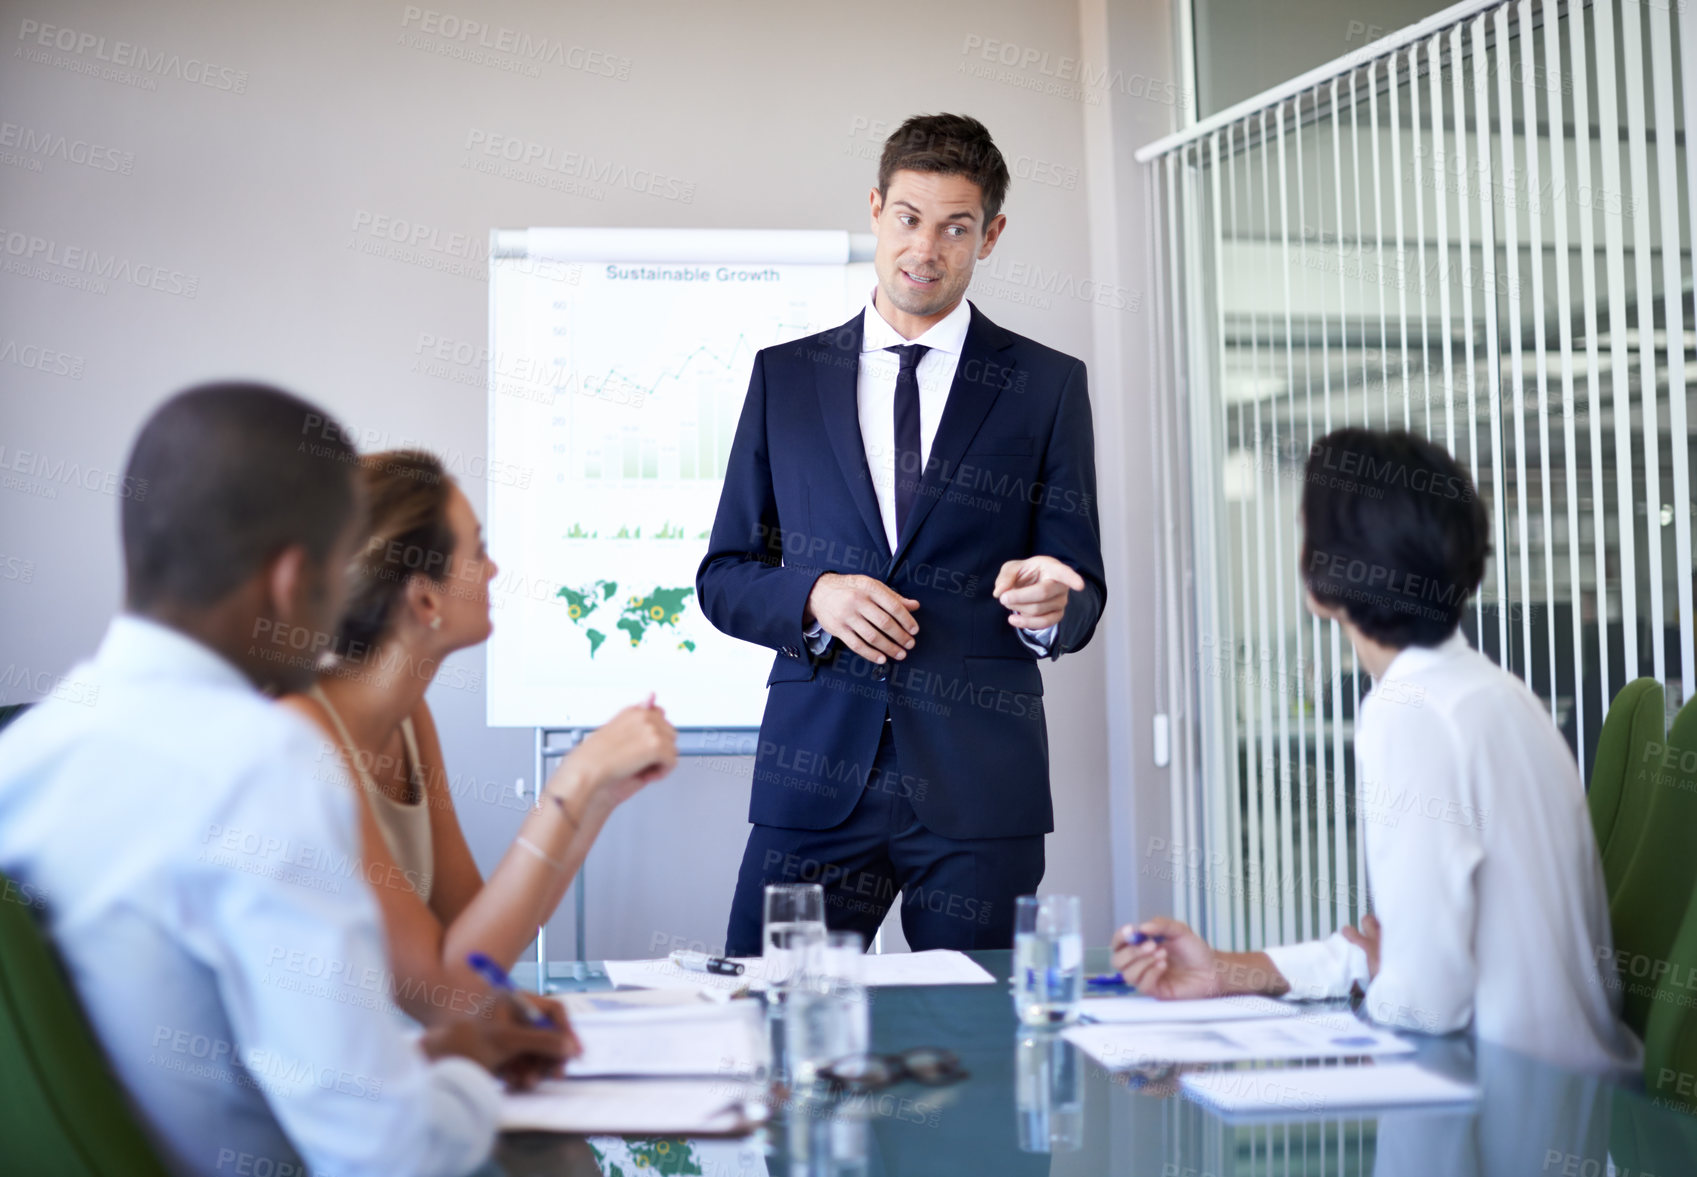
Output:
[487,253,872,728]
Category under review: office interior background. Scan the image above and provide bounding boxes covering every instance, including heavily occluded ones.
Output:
[2,0,1692,967]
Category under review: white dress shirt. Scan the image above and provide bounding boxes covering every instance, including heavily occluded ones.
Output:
[0,616,500,1177]
[804,289,1055,656]
[1263,632,1641,1075]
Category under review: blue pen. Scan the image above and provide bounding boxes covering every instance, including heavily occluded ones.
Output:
[467,951,557,1028]
[1127,932,1168,946]
[1087,973,1129,988]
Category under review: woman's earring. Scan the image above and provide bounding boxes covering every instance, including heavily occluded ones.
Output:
[430,617,442,631]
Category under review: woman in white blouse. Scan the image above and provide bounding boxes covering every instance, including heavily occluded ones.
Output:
[283,449,678,1023]
[1114,427,1640,1076]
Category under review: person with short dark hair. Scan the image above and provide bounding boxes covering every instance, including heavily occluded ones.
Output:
[699,113,1107,954]
[1114,428,1639,1075]
[0,384,569,1177]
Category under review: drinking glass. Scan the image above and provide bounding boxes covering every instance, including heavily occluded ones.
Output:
[1012,894,1083,1026]
[788,931,870,1092]
[1016,1032,1083,1152]
[762,882,826,996]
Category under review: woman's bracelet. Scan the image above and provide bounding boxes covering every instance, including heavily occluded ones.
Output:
[514,834,567,873]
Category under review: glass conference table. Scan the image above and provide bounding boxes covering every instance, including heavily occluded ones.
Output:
[500,949,1697,1176]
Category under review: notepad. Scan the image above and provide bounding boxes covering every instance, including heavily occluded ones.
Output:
[1080,994,1299,1023]
[501,1078,767,1135]
[601,948,995,992]
[1064,1012,1417,1069]
[569,1000,765,1078]
[601,956,761,994]
[560,988,730,1023]
[1180,1062,1479,1115]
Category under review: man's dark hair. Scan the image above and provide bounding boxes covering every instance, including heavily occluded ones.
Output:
[877,113,1010,225]
[121,382,360,610]
[1300,428,1489,648]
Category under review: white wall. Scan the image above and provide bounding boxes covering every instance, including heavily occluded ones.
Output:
[0,0,1181,961]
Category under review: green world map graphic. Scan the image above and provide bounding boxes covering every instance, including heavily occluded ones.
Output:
[590,1137,704,1175]
[557,579,698,658]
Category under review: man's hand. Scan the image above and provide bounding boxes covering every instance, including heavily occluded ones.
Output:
[994,556,1084,630]
[1340,913,1382,980]
[1111,918,1224,999]
[421,997,578,1092]
[805,572,919,664]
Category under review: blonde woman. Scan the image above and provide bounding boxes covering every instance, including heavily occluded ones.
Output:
[283,449,677,1023]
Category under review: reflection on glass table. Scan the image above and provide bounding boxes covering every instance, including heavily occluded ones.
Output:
[498,949,1697,1177]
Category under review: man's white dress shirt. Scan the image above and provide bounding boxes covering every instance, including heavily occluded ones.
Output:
[1263,632,1641,1074]
[0,616,500,1177]
[804,289,1055,655]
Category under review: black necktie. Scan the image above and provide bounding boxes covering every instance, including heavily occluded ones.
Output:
[887,343,929,539]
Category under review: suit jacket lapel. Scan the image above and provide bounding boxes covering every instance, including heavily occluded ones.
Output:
[889,303,1014,569]
[811,312,892,562]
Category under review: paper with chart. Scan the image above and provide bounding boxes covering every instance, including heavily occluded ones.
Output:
[1079,994,1300,1024]
[1063,1012,1417,1069]
[1180,1062,1478,1116]
[487,240,872,726]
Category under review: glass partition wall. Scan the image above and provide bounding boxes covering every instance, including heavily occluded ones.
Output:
[1145,0,1697,951]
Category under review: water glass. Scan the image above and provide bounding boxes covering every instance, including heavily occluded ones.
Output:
[1012,894,1083,1026]
[763,882,826,995]
[787,931,870,1092]
[1016,1032,1083,1153]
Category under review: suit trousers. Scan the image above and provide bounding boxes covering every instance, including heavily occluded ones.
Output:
[725,716,1045,956]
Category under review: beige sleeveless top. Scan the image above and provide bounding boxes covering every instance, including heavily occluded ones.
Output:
[309,686,434,902]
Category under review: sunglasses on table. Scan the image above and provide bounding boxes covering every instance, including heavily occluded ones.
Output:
[813,1047,969,1096]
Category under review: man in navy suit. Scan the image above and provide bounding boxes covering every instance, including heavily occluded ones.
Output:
[698,114,1106,955]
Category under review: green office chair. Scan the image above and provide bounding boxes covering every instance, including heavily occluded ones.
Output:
[1590,678,1666,900]
[1607,1085,1697,1173]
[1606,689,1697,1036]
[0,868,172,1176]
[1641,875,1697,1115]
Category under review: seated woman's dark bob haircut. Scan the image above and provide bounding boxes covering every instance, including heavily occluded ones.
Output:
[1299,428,1489,649]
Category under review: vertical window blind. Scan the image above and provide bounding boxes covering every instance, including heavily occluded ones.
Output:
[1139,0,1696,953]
